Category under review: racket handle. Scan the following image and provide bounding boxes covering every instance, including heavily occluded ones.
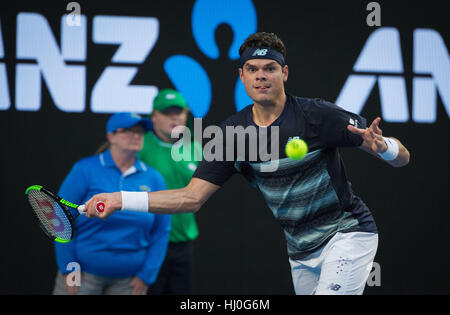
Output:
[96,202,105,214]
[77,202,105,215]
[77,205,85,214]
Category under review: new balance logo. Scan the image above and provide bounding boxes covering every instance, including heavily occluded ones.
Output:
[349,118,359,128]
[252,49,268,56]
[287,136,301,142]
[328,283,342,291]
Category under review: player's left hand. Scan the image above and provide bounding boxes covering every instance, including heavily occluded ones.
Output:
[83,192,122,219]
[347,117,387,154]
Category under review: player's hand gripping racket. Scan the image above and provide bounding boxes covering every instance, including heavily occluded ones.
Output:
[25,185,105,243]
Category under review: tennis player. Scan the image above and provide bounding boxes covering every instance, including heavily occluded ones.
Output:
[84,32,410,295]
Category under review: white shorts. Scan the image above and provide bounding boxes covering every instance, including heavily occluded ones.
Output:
[289,231,378,295]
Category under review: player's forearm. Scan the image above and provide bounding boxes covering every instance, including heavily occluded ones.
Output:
[359,136,410,167]
[84,178,218,219]
[147,188,202,214]
[385,137,410,168]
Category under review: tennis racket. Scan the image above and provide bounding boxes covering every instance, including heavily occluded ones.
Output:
[25,185,105,243]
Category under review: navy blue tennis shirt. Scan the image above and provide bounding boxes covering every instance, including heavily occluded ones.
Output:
[193,94,377,260]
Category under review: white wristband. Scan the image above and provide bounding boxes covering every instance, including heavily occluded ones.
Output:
[121,191,149,212]
[378,137,399,161]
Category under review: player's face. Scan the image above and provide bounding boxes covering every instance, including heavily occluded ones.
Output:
[239,59,288,106]
[108,124,145,153]
[151,107,188,142]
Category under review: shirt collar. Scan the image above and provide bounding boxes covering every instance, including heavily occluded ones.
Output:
[99,149,147,173]
[247,93,290,127]
[150,131,174,148]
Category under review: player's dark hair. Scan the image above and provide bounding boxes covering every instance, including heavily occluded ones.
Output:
[239,32,287,60]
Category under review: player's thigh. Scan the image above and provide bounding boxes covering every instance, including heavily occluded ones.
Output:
[315,232,378,295]
[289,259,320,295]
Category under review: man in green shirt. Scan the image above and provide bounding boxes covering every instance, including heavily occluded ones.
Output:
[140,89,202,295]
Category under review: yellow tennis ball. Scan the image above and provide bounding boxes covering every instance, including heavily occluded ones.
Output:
[285,138,308,160]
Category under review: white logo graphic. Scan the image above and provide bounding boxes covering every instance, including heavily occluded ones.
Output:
[366,261,381,287]
[1,17,448,124]
[66,2,81,27]
[336,27,450,123]
[252,48,268,56]
[0,18,9,111]
[170,118,280,172]
[65,262,81,287]
[348,118,359,127]
[0,13,159,113]
[366,2,381,27]
[187,162,197,171]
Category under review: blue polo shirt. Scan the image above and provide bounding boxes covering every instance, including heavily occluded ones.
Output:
[54,149,170,285]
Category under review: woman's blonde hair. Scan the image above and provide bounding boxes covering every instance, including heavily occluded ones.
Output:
[95,141,110,154]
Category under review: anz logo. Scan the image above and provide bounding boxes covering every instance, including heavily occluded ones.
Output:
[0,13,159,113]
[336,27,449,123]
[0,0,257,116]
[0,3,448,125]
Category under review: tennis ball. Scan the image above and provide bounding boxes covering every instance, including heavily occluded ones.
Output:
[285,138,308,160]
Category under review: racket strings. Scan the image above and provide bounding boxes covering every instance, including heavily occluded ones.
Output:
[27,190,73,240]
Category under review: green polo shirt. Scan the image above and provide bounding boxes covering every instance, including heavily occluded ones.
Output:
[139,132,202,242]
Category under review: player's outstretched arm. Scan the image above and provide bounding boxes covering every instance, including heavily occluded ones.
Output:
[347,117,410,168]
[84,178,220,219]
